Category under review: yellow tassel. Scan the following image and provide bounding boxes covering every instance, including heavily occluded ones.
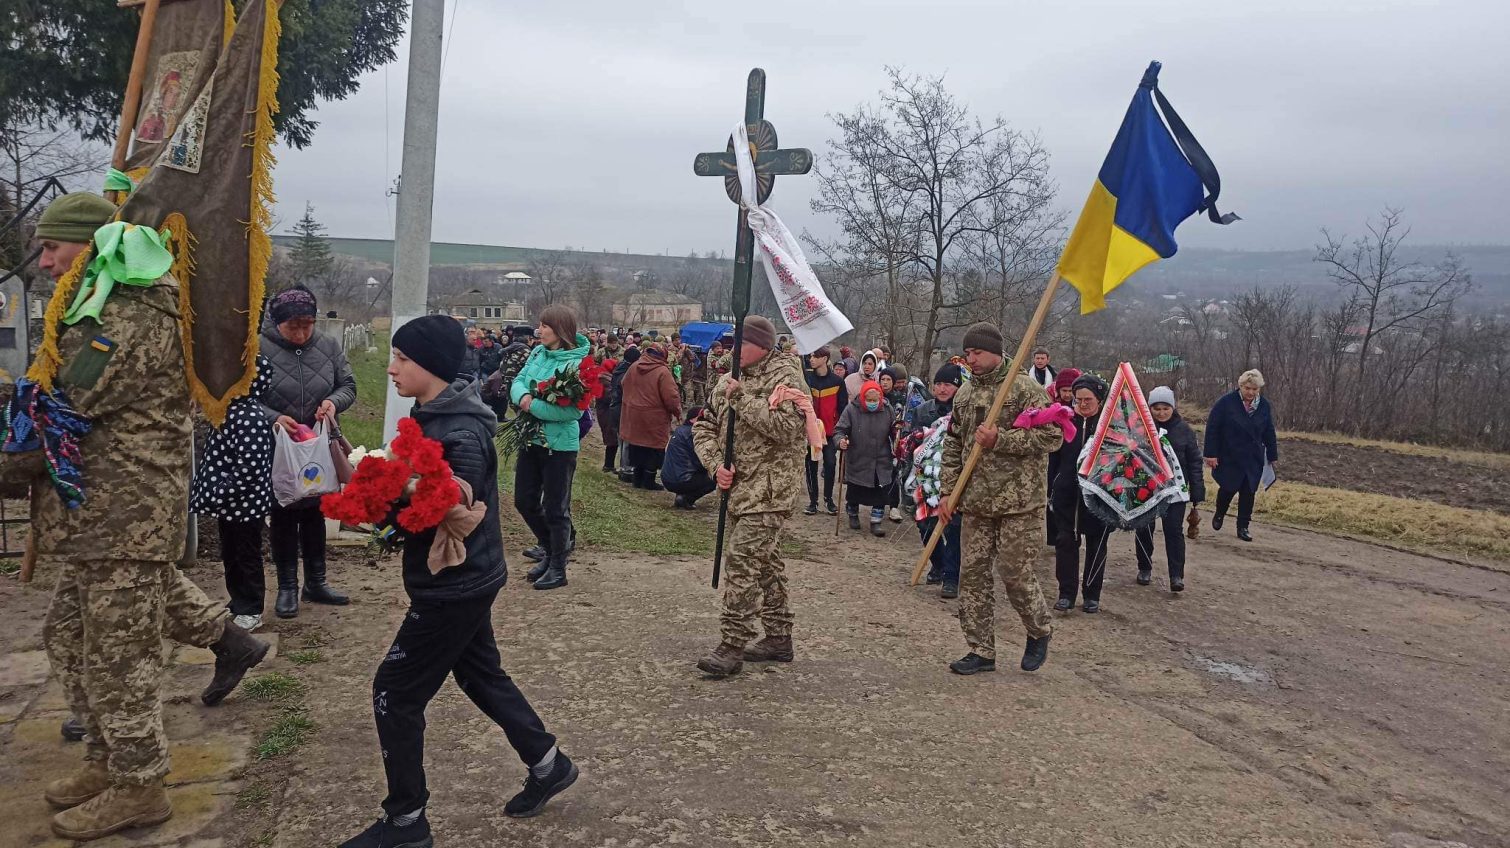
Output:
[25,247,92,391]
[223,0,235,49]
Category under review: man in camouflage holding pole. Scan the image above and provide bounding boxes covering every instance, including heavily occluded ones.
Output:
[0,194,269,841]
[692,316,807,677]
[937,321,1061,677]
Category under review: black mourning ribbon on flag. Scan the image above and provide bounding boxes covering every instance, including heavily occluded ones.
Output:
[1142,61,1241,225]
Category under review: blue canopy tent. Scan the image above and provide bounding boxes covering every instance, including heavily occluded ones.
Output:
[678,321,735,353]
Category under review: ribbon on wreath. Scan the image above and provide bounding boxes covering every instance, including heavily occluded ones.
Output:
[731,122,852,354]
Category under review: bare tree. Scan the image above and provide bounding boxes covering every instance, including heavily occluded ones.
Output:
[525,247,572,307]
[1315,208,1472,429]
[808,68,1061,375]
[570,258,608,325]
[1,120,104,275]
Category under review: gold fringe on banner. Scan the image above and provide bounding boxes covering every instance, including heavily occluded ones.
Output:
[223,0,236,48]
[26,247,93,392]
[187,0,280,425]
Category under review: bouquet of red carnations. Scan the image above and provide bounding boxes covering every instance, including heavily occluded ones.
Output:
[322,418,460,543]
[496,356,608,459]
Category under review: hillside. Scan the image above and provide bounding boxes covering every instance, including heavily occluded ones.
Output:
[278,236,1510,308]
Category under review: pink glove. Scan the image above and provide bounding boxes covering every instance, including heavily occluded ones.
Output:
[1012,405,1077,443]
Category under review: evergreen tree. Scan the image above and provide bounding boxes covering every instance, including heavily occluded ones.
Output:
[289,202,332,286]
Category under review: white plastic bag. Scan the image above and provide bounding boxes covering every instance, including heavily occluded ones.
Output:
[272,420,340,507]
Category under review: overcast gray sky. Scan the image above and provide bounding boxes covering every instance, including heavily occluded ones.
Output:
[272,0,1510,256]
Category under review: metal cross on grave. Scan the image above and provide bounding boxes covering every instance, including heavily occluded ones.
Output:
[691,68,813,588]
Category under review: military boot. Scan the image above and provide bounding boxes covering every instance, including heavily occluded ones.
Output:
[742,635,793,663]
[44,760,110,809]
[696,642,745,677]
[201,620,271,706]
[51,782,172,841]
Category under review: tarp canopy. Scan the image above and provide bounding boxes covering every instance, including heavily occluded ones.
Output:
[678,321,734,352]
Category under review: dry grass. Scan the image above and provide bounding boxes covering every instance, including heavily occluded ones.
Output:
[1244,477,1510,562]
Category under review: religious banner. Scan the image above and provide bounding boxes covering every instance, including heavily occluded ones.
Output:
[1075,362,1182,530]
[123,0,230,177]
[731,122,852,355]
[118,0,281,425]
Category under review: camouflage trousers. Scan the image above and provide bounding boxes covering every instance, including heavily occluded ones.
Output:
[958,510,1053,660]
[44,559,227,785]
[719,511,794,647]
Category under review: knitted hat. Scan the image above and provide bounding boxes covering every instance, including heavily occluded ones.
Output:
[962,322,1004,355]
[392,314,467,382]
[742,315,777,350]
[1148,386,1176,407]
[1071,373,1110,403]
[1051,367,1082,393]
[644,342,667,360]
[269,286,318,324]
[35,192,116,243]
[933,363,964,387]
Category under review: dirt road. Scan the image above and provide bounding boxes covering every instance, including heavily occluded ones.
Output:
[3,501,1506,848]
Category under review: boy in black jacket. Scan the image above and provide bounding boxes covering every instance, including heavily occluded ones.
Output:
[340,315,577,848]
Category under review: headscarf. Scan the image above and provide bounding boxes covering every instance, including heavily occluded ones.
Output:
[269,286,318,325]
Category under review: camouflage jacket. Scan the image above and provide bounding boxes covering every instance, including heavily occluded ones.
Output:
[707,352,732,383]
[33,278,191,566]
[693,348,807,516]
[940,363,1061,517]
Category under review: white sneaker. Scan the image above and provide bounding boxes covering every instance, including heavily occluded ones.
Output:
[232,614,263,632]
[888,507,904,522]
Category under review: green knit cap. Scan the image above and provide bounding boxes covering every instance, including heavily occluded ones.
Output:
[35,192,116,244]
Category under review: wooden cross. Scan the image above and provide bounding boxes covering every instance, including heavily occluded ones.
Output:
[691,68,813,588]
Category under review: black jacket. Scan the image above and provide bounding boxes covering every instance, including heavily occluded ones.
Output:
[661,423,706,489]
[1160,412,1206,504]
[478,344,504,376]
[1050,408,1106,538]
[402,379,507,601]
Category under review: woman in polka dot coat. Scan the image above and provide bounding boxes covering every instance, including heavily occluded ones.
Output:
[190,355,276,630]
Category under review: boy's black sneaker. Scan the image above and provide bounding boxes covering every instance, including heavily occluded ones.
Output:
[924,568,942,585]
[940,581,958,600]
[825,499,838,515]
[338,813,433,848]
[505,751,579,818]
[1136,570,1152,585]
[948,653,996,675]
[803,502,818,515]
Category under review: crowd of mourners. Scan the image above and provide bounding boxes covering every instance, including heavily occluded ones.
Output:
[15,191,1286,848]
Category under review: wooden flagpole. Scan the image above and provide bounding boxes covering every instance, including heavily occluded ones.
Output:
[107,0,162,200]
[909,271,1064,586]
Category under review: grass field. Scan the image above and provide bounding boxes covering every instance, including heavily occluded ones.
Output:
[341,338,1503,562]
[342,335,712,556]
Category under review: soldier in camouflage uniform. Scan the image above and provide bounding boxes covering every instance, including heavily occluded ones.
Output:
[691,316,807,677]
[938,322,1062,677]
[0,195,269,841]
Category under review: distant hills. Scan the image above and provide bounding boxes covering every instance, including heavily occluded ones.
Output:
[277,236,1510,309]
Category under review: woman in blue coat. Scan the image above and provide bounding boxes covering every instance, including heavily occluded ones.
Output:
[1203,369,1278,542]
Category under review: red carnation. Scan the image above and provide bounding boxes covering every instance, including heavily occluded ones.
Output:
[556,395,572,406]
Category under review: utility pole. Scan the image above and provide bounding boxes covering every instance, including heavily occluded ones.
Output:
[383,0,445,443]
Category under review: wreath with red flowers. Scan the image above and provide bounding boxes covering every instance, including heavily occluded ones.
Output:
[322,418,460,534]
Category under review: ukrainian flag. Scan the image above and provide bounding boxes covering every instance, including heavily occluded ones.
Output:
[1058,61,1237,314]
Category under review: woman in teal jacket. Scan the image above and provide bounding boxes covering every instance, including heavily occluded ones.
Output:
[510,305,589,590]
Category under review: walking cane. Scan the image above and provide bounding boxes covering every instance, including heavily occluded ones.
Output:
[833,449,847,537]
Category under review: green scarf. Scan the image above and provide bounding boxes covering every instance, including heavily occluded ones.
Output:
[63,221,174,325]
